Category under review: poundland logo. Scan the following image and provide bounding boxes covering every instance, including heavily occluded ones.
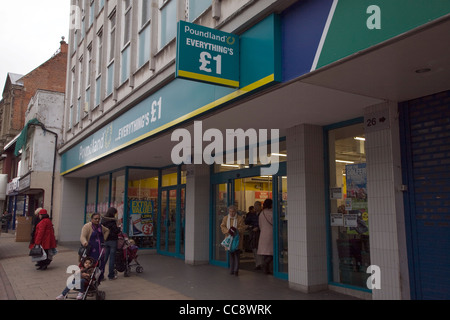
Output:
[171,121,280,175]
[184,24,236,46]
[183,25,236,56]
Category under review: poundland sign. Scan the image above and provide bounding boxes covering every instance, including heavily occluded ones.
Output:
[176,20,240,88]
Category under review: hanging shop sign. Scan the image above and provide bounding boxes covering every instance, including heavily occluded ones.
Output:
[176,20,240,88]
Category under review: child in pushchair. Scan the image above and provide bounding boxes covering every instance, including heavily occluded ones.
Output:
[115,234,144,277]
[56,248,106,300]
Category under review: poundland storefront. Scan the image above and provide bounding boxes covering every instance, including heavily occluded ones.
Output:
[58,1,450,299]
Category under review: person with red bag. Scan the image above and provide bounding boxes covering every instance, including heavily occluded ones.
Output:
[29,209,57,270]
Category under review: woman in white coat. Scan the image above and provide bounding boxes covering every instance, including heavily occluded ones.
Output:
[257,199,273,274]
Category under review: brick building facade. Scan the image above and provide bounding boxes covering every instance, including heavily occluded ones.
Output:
[0,39,68,178]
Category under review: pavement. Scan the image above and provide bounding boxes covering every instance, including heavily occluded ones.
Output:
[0,230,359,303]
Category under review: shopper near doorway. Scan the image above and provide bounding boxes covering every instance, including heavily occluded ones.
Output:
[257,199,273,274]
[220,205,246,276]
[245,203,262,270]
[101,207,121,280]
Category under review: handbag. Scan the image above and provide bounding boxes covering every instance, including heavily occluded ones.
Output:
[78,244,91,258]
[221,235,233,250]
[229,232,240,253]
[29,245,43,257]
[31,249,47,262]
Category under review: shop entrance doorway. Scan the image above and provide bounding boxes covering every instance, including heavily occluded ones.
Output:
[159,186,185,258]
[236,176,273,272]
[211,163,287,279]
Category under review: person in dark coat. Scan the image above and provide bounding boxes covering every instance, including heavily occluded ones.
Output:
[101,207,121,280]
[29,209,57,270]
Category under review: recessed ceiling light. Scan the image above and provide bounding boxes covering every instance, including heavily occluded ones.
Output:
[415,68,431,74]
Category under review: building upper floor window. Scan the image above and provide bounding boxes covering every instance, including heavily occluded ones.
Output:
[123,0,132,46]
[159,0,177,49]
[98,0,105,14]
[89,0,94,28]
[188,0,211,22]
[97,29,103,77]
[138,0,152,68]
[141,0,151,28]
[108,11,116,63]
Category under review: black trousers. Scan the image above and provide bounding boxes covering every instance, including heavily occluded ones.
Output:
[262,255,273,274]
[37,249,52,267]
[229,250,241,274]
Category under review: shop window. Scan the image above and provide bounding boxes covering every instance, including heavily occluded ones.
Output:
[111,170,126,227]
[127,169,159,249]
[97,174,110,215]
[86,177,97,223]
[161,166,178,187]
[327,122,370,289]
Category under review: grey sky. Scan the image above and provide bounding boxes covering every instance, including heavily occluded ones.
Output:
[0,0,70,94]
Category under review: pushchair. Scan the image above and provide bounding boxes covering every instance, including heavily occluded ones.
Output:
[66,246,106,300]
[115,233,143,277]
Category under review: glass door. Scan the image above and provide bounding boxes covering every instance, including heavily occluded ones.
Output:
[159,186,185,258]
[210,162,288,278]
[274,174,288,278]
[211,182,229,266]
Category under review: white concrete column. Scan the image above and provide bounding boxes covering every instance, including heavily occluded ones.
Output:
[184,163,210,265]
[286,124,327,293]
[58,177,86,244]
[365,101,410,300]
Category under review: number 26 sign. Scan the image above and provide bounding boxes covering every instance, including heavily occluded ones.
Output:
[176,20,240,88]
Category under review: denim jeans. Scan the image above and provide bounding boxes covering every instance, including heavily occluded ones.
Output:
[104,240,118,279]
[62,278,87,295]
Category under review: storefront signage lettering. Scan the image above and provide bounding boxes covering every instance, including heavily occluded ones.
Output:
[115,97,162,143]
[364,109,390,133]
[176,20,240,88]
[6,177,20,195]
[76,96,163,163]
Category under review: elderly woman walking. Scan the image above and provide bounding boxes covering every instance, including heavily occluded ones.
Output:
[220,205,246,276]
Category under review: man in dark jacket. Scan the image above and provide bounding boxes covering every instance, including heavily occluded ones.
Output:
[245,202,262,270]
[101,207,121,280]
